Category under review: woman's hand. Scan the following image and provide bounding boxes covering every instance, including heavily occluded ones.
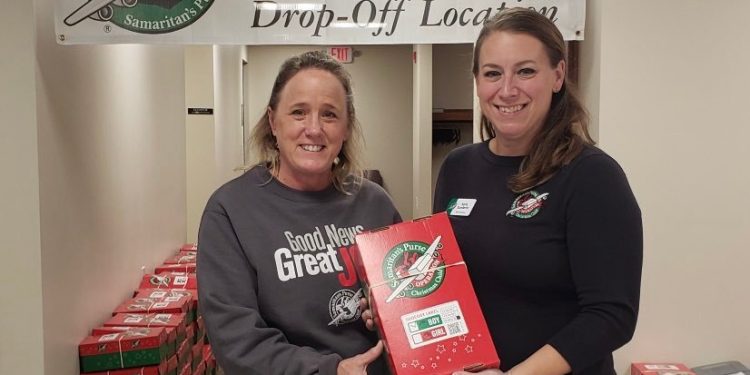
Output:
[359,297,376,331]
[337,341,384,375]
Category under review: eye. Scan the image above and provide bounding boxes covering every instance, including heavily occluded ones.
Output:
[322,110,338,120]
[290,109,305,118]
[518,67,537,78]
[483,70,501,79]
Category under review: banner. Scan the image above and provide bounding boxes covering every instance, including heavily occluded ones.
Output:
[55,0,585,45]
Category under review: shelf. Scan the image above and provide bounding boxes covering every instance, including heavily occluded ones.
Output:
[432,109,472,122]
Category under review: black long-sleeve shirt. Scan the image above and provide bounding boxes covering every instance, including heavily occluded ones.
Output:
[433,142,643,375]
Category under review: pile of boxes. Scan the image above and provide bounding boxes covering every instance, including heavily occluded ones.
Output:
[78,244,221,375]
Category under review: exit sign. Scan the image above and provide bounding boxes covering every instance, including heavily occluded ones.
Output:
[328,46,353,64]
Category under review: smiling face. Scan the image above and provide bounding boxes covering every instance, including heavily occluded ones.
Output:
[475,31,565,156]
[269,68,350,191]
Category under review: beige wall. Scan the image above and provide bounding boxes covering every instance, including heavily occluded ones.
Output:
[213,45,245,183]
[433,43,475,110]
[0,0,45,374]
[244,45,414,219]
[587,0,750,372]
[30,0,188,373]
[185,46,217,243]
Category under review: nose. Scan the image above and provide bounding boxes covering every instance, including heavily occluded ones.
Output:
[304,115,323,136]
[498,76,518,98]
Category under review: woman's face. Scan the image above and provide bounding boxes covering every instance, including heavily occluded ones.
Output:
[269,68,350,191]
[476,31,565,155]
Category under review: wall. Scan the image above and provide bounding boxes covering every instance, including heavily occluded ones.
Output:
[590,1,750,372]
[433,43,475,110]
[34,0,187,373]
[244,45,414,219]
[431,43,475,201]
[213,46,245,183]
[0,0,45,374]
[185,46,217,243]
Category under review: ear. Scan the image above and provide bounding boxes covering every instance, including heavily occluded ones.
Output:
[553,60,566,93]
[267,107,277,136]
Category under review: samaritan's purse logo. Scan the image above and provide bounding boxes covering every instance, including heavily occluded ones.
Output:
[382,240,445,301]
[64,0,214,34]
[506,191,549,219]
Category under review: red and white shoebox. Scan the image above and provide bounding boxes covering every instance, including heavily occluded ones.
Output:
[135,288,198,311]
[353,212,499,375]
[104,313,188,353]
[113,296,190,317]
[140,272,198,290]
[632,363,696,375]
[163,253,197,265]
[180,243,197,252]
[155,263,197,274]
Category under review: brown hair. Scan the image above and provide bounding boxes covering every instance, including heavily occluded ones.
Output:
[472,8,594,193]
[248,50,364,193]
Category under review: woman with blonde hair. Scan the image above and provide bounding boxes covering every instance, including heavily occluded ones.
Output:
[198,50,400,375]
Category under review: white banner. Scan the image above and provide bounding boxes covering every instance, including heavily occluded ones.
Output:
[55,0,585,45]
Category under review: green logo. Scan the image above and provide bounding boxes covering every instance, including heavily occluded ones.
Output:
[64,0,214,34]
[506,191,549,219]
[382,241,445,301]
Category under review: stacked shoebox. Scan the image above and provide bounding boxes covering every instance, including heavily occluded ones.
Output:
[78,243,221,375]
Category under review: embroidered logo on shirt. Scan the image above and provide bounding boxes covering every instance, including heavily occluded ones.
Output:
[506,191,549,219]
[327,288,362,326]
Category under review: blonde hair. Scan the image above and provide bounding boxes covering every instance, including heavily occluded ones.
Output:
[247,51,364,193]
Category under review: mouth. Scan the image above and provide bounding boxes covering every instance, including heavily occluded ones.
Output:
[494,104,525,114]
[300,144,325,152]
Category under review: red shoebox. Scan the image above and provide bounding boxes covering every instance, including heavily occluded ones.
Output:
[91,326,178,358]
[155,263,197,274]
[135,289,197,308]
[353,212,499,375]
[113,297,190,317]
[140,272,197,290]
[104,313,188,350]
[181,243,197,252]
[78,328,168,372]
[163,253,197,265]
[632,363,696,375]
[82,359,170,375]
[192,360,206,375]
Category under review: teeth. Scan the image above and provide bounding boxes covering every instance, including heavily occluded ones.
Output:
[498,105,523,113]
[301,145,323,152]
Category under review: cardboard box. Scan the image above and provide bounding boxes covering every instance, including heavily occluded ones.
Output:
[353,212,499,375]
[632,363,696,375]
[180,243,197,252]
[155,263,197,274]
[203,345,215,375]
[78,328,169,372]
[91,326,177,358]
[113,297,190,318]
[104,313,188,352]
[83,361,169,375]
[163,254,197,265]
[192,360,206,375]
[139,272,198,290]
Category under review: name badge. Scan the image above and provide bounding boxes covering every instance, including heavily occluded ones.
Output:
[447,198,477,216]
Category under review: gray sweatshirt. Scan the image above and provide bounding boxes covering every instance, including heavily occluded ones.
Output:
[197,166,400,375]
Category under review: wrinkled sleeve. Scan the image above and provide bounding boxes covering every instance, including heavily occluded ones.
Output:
[197,198,341,375]
[548,154,643,371]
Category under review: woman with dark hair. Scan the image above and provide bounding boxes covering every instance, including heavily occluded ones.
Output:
[358,11,642,374]
[436,8,643,375]
[198,50,400,375]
